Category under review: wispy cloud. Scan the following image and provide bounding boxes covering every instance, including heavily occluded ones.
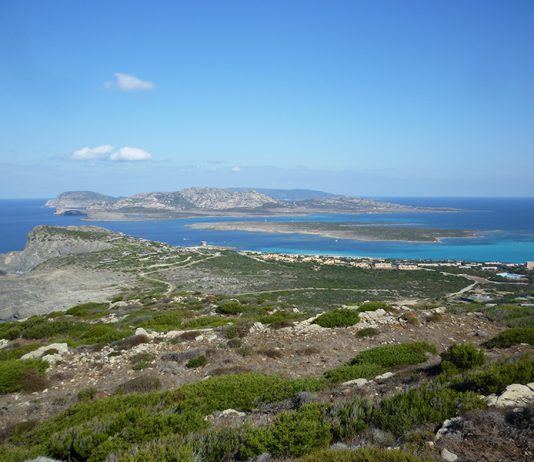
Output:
[71,146,152,162]
[231,165,241,172]
[71,145,113,160]
[109,147,152,161]
[104,73,154,91]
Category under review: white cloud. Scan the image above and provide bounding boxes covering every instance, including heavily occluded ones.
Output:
[231,166,241,172]
[109,147,152,161]
[105,72,154,91]
[71,145,113,160]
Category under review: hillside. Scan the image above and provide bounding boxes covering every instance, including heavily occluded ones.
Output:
[0,226,533,462]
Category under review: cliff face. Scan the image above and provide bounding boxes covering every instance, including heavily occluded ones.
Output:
[0,226,113,273]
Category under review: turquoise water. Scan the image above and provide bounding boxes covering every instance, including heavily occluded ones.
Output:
[1,197,533,263]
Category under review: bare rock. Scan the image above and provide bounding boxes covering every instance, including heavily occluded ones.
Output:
[486,383,534,408]
[441,448,458,461]
[21,343,69,360]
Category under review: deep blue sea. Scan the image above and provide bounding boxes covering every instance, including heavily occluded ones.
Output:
[1,198,533,263]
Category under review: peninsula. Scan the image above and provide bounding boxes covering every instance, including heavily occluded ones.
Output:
[187,221,477,243]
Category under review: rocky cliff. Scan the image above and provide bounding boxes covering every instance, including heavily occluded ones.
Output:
[0,226,113,273]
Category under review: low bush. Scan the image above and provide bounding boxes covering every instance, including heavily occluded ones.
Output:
[116,376,161,394]
[350,342,437,368]
[452,354,534,395]
[324,363,386,384]
[295,448,425,462]
[227,338,242,348]
[78,324,132,346]
[0,342,42,361]
[356,327,379,338]
[268,403,331,457]
[217,301,243,315]
[427,312,443,322]
[0,359,48,394]
[483,327,534,348]
[186,355,207,368]
[357,301,392,313]
[372,383,485,436]
[111,334,149,351]
[325,398,373,440]
[440,343,485,375]
[174,373,326,415]
[313,309,359,328]
[18,368,49,393]
[78,387,98,401]
[65,302,109,318]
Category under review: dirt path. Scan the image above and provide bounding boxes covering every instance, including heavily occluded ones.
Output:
[139,252,222,296]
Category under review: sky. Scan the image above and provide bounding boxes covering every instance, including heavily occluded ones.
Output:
[1,0,533,198]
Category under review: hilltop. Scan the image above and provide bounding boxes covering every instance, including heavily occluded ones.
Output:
[46,187,445,220]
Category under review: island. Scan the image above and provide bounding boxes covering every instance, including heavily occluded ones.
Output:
[45,187,456,221]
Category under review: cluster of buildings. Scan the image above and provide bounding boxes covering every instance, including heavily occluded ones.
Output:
[245,251,534,274]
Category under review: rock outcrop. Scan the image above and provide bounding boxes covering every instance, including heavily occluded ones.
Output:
[0,226,113,273]
[486,383,534,408]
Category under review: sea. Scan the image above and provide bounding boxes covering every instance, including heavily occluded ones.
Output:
[1,197,533,263]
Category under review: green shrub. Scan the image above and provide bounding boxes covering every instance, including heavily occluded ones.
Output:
[440,343,485,375]
[119,437,194,461]
[224,325,239,339]
[295,448,425,462]
[217,301,243,315]
[78,324,132,346]
[483,327,534,348]
[372,384,485,436]
[356,327,379,338]
[0,322,22,340]
[313,309,359,328]
[186,355,207,368]
[452,354,534,394]
[174,373,326,415]
[0,359,48,394]
[227,338,242,348]
[350,342,437,368]
[357,301,392,313]
[325,398,373,440]
[78,387,98,401]
[0,342,42,361]
[2,373,326,461]
[427,312,443,322]
[66,302,109,318]
[116,376,161,394]
[268,404,331,457]
[324,363,386,384]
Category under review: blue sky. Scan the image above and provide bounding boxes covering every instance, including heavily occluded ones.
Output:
[1,0,533,198]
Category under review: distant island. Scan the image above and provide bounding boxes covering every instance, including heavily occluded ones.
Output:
[187,221,477,243]
[46,188,455,221]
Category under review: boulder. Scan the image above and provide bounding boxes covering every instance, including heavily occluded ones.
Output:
[375,372,395,382]
[441,448,458,462]
[21,343,69,360]
[486,383,534,408]
[0,339,9,350]
[342,378,369,388]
